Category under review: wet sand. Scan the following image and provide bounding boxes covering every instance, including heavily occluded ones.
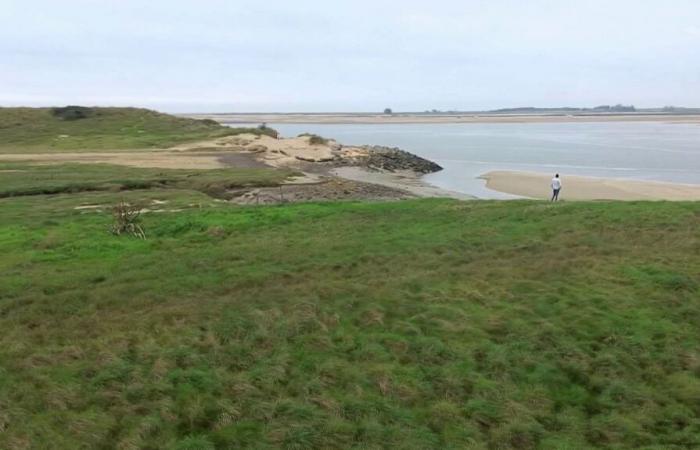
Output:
[481,171,700,201]
[333,167,472,199]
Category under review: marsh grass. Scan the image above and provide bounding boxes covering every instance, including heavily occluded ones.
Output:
[0,193,699,449]
[0,163,296,199]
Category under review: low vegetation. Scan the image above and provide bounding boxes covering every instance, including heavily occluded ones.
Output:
[256,123,279,139]
[299,133,329,145]
[0,162,295,199]
[1,188,698,449]
[0,107,275,152]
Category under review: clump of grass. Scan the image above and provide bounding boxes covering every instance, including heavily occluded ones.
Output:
[256,123,279,138]
[110,200,145,239]
[299,133,329,145]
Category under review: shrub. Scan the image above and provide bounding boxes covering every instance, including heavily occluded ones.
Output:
[257,123,279,138]
[51,106,95,121]
[110,201,146,239]
[298,133,328,145]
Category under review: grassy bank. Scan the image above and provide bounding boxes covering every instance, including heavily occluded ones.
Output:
[0,163,295,199]
[1,193,698,449]
[0,107,272,152]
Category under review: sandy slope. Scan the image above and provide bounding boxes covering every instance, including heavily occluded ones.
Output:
[481,171,700,201]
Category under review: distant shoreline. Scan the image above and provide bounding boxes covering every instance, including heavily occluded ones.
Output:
[186,113,700,125]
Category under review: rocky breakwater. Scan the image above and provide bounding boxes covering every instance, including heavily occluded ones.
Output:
[358,146,442,174]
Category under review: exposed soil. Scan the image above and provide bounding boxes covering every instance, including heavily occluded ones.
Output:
[216,152,270,168]
[228,177,413,204]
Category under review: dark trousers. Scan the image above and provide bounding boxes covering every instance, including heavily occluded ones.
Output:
[551,188,561,201]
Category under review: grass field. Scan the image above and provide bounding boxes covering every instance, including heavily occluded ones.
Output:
[1,107,699,448]
[0,163,296,199]
[1,187,699,449]
[0,107,272,152]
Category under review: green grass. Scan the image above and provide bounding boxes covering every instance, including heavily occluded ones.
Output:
[0,163,295,199]
[0,107,274,152]
[1,192,699,449]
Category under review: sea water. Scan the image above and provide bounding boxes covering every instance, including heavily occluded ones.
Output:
[225,122,700,199]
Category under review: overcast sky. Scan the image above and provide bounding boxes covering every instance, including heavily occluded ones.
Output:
[3,0,700,112]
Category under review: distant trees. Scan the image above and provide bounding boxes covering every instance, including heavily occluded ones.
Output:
[592,104,636,112]
[383,108,393,115]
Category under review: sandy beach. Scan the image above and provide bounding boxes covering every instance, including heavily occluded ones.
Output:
[481,171,700,201]
[188,113,700,125]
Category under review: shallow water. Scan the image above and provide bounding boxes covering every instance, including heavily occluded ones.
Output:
[226,122,700,198]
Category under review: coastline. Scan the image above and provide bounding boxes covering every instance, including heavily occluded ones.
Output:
[332,167,473,200]
[480,170,700,201]
[188,113,700,125]
[4,130,698,202]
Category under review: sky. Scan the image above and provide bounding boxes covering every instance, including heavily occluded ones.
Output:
[2,0,700,112]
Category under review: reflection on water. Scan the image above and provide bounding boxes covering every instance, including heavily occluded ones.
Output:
[226,122,700,198]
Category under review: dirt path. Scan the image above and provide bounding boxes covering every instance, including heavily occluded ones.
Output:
[0,151,229,169]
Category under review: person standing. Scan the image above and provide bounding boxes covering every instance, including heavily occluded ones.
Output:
[551,174,562,201]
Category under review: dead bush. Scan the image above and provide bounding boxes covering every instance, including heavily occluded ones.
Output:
[110,201,145,239]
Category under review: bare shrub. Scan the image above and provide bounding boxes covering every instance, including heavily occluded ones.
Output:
[110,201,145,239]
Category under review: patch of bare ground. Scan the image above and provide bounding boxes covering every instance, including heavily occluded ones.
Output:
[228,177,413,204]
[0,151,228,169]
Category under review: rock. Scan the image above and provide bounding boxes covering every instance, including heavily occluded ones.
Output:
[361,146,442,174]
